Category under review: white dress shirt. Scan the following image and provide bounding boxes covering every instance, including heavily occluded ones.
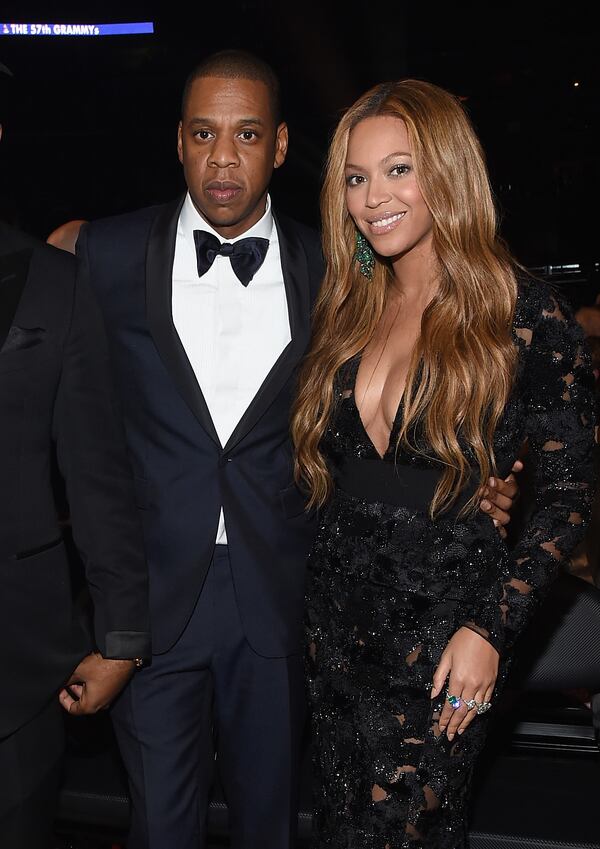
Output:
[172,192,291,544]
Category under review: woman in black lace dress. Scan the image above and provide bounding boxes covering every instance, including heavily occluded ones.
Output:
[291,80,596,848]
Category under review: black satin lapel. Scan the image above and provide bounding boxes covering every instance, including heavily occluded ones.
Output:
[223,215,311,453]
[145,198,221,447]
[0,249,31,350]
[276,214,311,349]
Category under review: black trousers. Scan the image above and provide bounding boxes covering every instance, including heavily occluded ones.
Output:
[111,545,306,849]
[0,696,64,849]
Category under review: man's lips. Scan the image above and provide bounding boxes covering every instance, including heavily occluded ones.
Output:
[205,181,243,204]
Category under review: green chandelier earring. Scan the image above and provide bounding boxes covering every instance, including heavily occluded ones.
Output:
[354,230,374,280]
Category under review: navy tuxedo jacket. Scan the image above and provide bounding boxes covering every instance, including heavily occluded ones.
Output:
[80,197,324,657]
[0,223,150,739]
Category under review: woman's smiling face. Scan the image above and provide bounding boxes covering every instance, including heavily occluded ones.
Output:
[345,116,434,262]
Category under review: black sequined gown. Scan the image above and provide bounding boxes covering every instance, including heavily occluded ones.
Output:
[306,280,596,848]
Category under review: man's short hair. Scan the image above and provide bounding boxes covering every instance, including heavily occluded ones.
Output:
[181,50,282,125]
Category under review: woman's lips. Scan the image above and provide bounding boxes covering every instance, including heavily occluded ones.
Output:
[367,211,406,235]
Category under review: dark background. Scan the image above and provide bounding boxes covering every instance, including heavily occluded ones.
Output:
[0,1,598,274]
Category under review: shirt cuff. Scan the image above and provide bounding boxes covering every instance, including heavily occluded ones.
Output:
[103,630,151,661]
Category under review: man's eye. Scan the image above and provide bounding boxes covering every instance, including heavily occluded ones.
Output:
[195,130,213,140]
[239,131,257,141]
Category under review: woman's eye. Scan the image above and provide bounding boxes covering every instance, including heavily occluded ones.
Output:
[346,175,365,187]
[391,163,410,176]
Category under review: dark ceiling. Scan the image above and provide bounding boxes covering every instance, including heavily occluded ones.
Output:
[0,1,597,271]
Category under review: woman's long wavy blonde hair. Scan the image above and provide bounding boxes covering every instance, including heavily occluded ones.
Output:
[291,79,519,516]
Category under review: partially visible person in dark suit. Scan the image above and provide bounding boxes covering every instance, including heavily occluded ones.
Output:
[0,61,150,849]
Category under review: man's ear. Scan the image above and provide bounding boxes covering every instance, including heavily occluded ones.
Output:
[177,121,183,164]
[274,122,288,169]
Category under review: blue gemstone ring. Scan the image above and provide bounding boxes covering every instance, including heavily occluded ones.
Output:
[446,693,462,710]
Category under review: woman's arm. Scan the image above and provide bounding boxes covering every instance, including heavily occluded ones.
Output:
[434,286,596,739]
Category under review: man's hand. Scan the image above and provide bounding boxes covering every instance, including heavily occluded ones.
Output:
[479,459,523,538]
[58,652,135,715]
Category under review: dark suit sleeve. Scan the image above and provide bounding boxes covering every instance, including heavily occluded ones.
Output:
[52,238,151,660]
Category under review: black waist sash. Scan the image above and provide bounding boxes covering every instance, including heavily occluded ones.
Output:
[335,456,480,512]
[335,457,442,511]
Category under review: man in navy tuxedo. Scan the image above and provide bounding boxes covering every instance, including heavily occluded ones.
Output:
[77,50,322,849]
[78,50,517,849]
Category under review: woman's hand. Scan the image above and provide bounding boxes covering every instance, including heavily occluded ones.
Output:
[430,626,499,740]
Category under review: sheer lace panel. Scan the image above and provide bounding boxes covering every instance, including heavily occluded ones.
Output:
[467,293,596,654]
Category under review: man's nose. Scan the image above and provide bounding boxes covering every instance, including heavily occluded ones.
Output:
[208,136,239,168]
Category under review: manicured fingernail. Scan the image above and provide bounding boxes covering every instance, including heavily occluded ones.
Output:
[493,518,499,527]
[458,729,464,735]
[448,733,454,741]
[489,478,496,487]
[481,500,491,510]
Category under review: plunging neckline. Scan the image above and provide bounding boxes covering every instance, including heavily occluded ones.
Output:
[347,355,404,460]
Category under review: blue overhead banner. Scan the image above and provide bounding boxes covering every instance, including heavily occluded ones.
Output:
[0,22,154,36]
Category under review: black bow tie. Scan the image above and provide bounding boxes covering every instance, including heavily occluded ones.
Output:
[193,230,269,287]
